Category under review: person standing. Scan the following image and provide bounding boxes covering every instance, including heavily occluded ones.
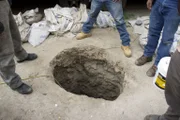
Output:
[0,0,37,94]
[76,0,132,58]
[135,0,180,77]
[144,48,180,120]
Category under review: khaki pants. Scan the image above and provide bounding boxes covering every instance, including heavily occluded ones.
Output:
[0,0,27,89]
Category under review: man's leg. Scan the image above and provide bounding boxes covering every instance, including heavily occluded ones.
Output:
[146,5,180,77]
[154,8,180,66]
[144,107,179,120]
[105,0,132,57]
[135,1,165,77]
[8,8,37,63]
[0,0,22,89]
[162,107,180,120]
[144,1,164,58]
[165,50,180,115]
[76,0,103,40]
[144,50,180,120]
[0,0,32,94]
[136,1,164,66]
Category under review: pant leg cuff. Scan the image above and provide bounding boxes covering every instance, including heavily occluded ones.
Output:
[15,48,28,61]
[9,75,23,89]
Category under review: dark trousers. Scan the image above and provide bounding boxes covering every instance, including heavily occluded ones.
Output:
[160,50,180,120]
[0,0,27,89]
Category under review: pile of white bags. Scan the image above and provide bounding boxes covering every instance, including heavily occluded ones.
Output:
[14,4,116,47]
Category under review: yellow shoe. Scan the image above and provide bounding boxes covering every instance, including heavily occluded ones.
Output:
[76,32,92,40]
[121,45,132,58]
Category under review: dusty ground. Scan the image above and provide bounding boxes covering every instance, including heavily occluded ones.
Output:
[0,8,168,120]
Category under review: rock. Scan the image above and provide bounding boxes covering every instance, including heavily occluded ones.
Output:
[135,19,143,26]
[50,45,125,101]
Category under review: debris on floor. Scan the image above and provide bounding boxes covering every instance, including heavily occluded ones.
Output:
[14,4,115,47]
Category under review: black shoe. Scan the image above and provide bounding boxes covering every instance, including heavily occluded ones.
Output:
[14,83,33,94]
[144,115,161,120]
[17,53,38,63]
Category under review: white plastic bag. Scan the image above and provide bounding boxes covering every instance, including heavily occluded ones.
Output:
[96,11,115,28]
[28,21,50,47]
[13,12,31,42]
[170,34,180,53]
[44,8,57,24]
[72,4,88,24]
[103,11,115,27]
[97,12,108,28]
[71,23,83,33]
[44,5,74,34]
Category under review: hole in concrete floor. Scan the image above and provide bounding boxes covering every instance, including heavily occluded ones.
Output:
[50,46,125,101]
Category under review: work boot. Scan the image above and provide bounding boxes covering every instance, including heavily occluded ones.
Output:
[17,53,38,63]
[76,32,92,40]
[14,83,33,94]
[121,45,132,58]
[144,115,161,120]
[135,55,153,66]
[146,65,157,77]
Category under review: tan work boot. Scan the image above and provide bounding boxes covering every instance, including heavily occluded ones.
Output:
[144,115,161,120]
[146,65,157,77]
[135,55,153,66]
[121,45,132,58]
[76,32,92,40]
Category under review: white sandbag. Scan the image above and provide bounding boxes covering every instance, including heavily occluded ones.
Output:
[18,23,31,43]
[80,4,88,23]
[56,8,73,19]
[13,12,24,26]
[71,23,83,33]
[13,12,31,42]
[44,5,74,33]
[170,34,180,53]
[128,20,136,27]
[139,32,148,49]
[23,8,38,18]
[96,11,108,28]
[103,11,115,27]
[28,21,50,47]
[44,8,58,24]
[22,8,43,25]
[56,16,73,32]
[96,11,115,28]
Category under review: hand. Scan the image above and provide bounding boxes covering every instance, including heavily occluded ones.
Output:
[113,0,121,2]
[147,0,153,10]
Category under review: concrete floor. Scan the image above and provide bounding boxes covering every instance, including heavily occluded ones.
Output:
[0,7,168,120]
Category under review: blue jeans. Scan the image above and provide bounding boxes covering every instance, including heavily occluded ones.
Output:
[82,0,130,46]
[144,1,180,66]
